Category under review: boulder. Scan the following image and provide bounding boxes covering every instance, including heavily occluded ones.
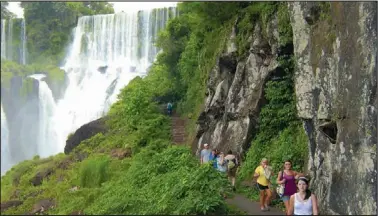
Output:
[110,148,132,160]
[1,200,23,212]
[64,117,108,154]
[30,199,55,215]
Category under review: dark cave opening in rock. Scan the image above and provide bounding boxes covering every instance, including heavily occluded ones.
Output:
[319,121,338,144]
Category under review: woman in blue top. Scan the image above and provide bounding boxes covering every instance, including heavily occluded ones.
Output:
[209,149,218,169]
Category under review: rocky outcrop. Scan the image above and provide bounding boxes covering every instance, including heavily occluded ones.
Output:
[30,199,55,215]
[30,167,54,186]
[289,2,377,215]
[194,16,281,155]
[193,2,376,215]
[1,200,23,212]
[110,148,132,159]
[64,117,108,154]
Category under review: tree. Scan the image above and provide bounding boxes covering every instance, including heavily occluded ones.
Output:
[1,1,15,19]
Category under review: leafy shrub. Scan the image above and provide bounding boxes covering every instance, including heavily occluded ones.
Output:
[79,156,110,188]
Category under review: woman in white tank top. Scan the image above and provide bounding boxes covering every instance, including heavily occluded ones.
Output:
[288,177,318,215]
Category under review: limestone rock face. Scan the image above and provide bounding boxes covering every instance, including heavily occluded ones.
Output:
[194,16,281,155]
[289,2,377,215]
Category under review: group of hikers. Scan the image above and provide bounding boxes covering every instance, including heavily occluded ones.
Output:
[199,143,319,215]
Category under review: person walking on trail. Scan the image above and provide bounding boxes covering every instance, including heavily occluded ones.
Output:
[276,160,305,215]
[216,152,227,173]
[200,143,212,164]
[254,158,273,212]
[225,150,238,191]
[288,177,318,215]
[167,102,173,115]
[209,149,218,169]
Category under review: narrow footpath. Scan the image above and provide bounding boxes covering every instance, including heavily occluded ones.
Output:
[226,194,284,215]
[170,112,187,145]
[170,113,284,215]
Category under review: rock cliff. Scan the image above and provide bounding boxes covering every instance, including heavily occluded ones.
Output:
[289,2,376,215]
[193,2,377,215]
[194,15,282,156]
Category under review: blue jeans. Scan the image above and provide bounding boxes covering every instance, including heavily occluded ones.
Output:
[281,195,290,202]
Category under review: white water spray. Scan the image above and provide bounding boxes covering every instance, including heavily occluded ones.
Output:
[29,74,59,157]
[53,8,177,153]
[1,103,11,175]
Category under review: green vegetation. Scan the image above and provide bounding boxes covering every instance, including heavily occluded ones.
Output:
[238,3,308,182]
[1,1,15,19]
[1,2,310,214]
[0,60,65,95]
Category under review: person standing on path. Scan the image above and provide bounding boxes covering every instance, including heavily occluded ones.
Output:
[167,102,173,116]
[277,160,305,215]
[253,158,272,212]
[288,177,318,215]
[200,143,212,164]
[225,150,238,191]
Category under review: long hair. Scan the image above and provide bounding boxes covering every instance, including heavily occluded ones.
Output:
[297,177,311,200]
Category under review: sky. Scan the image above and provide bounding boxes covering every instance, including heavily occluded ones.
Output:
[6,2,178,18]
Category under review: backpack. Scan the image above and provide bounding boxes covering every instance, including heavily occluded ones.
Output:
[167,103,172,109]
[276,170,285,197]
[227,158,236,170]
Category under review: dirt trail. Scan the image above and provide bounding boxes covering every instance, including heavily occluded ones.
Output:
[226,194,284,215]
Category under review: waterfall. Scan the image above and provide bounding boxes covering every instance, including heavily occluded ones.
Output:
[1,19,6,59]
[7,18,13,61]
[52,8,177,153]
[20,19,27,64]
[29,74,59,157]
[0,7,177,168]
[1,103,11,176]
[0,18,27,63]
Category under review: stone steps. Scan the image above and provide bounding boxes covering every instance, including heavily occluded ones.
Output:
[170,114,187,145]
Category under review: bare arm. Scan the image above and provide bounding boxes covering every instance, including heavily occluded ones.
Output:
[288,195,295,215]
[294,171,304,179]
[312,194,318,215]
[277,171,285,184]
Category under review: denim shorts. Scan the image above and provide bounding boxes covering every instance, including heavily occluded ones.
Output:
[281,195,290,202]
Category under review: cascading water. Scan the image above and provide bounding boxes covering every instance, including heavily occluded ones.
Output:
[29,74,60,157]
[0,18,27,64]
[1,103,12,175]
[20,19,27,64]
[0,7,177,172]
[1,19,6,59]
[7,18,13,61]
[52,7,178,153]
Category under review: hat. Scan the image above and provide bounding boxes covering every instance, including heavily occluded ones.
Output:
[204,143,209,147]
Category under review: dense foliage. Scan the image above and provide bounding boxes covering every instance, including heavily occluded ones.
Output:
[0,3,245,215]
[1,1,311,214]
[238,3,308,180]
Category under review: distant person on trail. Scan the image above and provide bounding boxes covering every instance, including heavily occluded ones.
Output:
[276,160,305,215]
[167,102,173,115]
[200,143,212,164]
[254,158,273,212]
[288,177,318,215]
[209,149,218,169]
[225,150,238,191]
